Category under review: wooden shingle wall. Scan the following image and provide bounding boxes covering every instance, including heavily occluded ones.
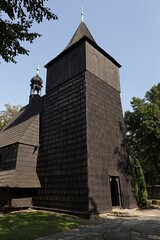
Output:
[86,42,120,92]
[86,71,136,211]
[46,42,85,92]
[0,144,18,171]
[33,73,89,213]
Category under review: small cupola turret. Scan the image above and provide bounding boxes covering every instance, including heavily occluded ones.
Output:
[30,66,43,96]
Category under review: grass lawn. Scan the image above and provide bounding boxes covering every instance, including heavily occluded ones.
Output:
[0,210,84,240]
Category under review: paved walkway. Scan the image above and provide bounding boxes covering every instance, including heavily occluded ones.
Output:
[36,208,160,240]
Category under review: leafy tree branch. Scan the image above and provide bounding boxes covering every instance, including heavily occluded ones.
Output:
[0,0,58,63]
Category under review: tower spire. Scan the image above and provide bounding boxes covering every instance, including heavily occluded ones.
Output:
[81,5,84,22]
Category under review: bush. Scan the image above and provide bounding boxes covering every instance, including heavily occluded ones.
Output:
[130,158,148,207]
[152,199,158,204]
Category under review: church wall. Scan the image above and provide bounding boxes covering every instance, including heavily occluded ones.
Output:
[16,143,39,174]
[0,144,18,171]
[33,73,89,214]
[85,71,135,212]
[86,42,120,92]
[46,42,86,93]
[0,143,39,207]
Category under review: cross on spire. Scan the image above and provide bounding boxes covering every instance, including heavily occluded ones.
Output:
[81,5,84,22]
[36,65,40,76]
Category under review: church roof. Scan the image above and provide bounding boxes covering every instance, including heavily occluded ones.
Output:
[45,22,121,68]
[65,21,96,50]
[0,97,44,148]
[0,97,43,188]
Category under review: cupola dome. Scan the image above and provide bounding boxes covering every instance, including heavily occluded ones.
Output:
[30,66,43,96]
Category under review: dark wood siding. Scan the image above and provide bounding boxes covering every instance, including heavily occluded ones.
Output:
[86,71,136,211]
[34,73,89,213]
[46,42,85,92]
[0,144,18,171]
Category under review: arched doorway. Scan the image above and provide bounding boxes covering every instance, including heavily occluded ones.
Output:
[110,177,121,206]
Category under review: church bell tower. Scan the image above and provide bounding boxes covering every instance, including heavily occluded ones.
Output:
[34,20,136,217]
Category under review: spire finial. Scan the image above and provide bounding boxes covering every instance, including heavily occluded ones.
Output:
[36,65,40,76]
[81,5,84,22]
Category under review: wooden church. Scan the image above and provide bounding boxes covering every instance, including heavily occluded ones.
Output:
[0,21,136,217]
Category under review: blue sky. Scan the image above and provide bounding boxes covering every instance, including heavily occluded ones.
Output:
[1,0,160,112]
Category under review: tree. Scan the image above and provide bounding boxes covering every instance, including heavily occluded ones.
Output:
[0,104,21,130]
[0,0,58,63]
[124,83,160,186]
[130,158,147,206]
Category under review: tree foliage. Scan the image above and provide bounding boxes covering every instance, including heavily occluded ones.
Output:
[0,0,58,63]
[0,103,21,130]
[130,158,147,206]
[124,83,160,185]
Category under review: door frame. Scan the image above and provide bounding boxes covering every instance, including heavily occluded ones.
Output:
[109,176,121,207]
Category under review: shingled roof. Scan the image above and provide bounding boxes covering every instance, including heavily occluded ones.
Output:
[45,22,96,68]
[65,21,96,50]
[45,21,121,69]
[0,96,44,148]
[0,96,44,188]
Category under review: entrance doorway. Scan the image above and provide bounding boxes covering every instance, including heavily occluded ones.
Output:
[110,177,121,207]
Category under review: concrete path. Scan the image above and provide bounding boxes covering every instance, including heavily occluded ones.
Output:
[36,208,160,240]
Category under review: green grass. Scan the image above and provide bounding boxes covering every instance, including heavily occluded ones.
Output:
[0,210,84,240]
